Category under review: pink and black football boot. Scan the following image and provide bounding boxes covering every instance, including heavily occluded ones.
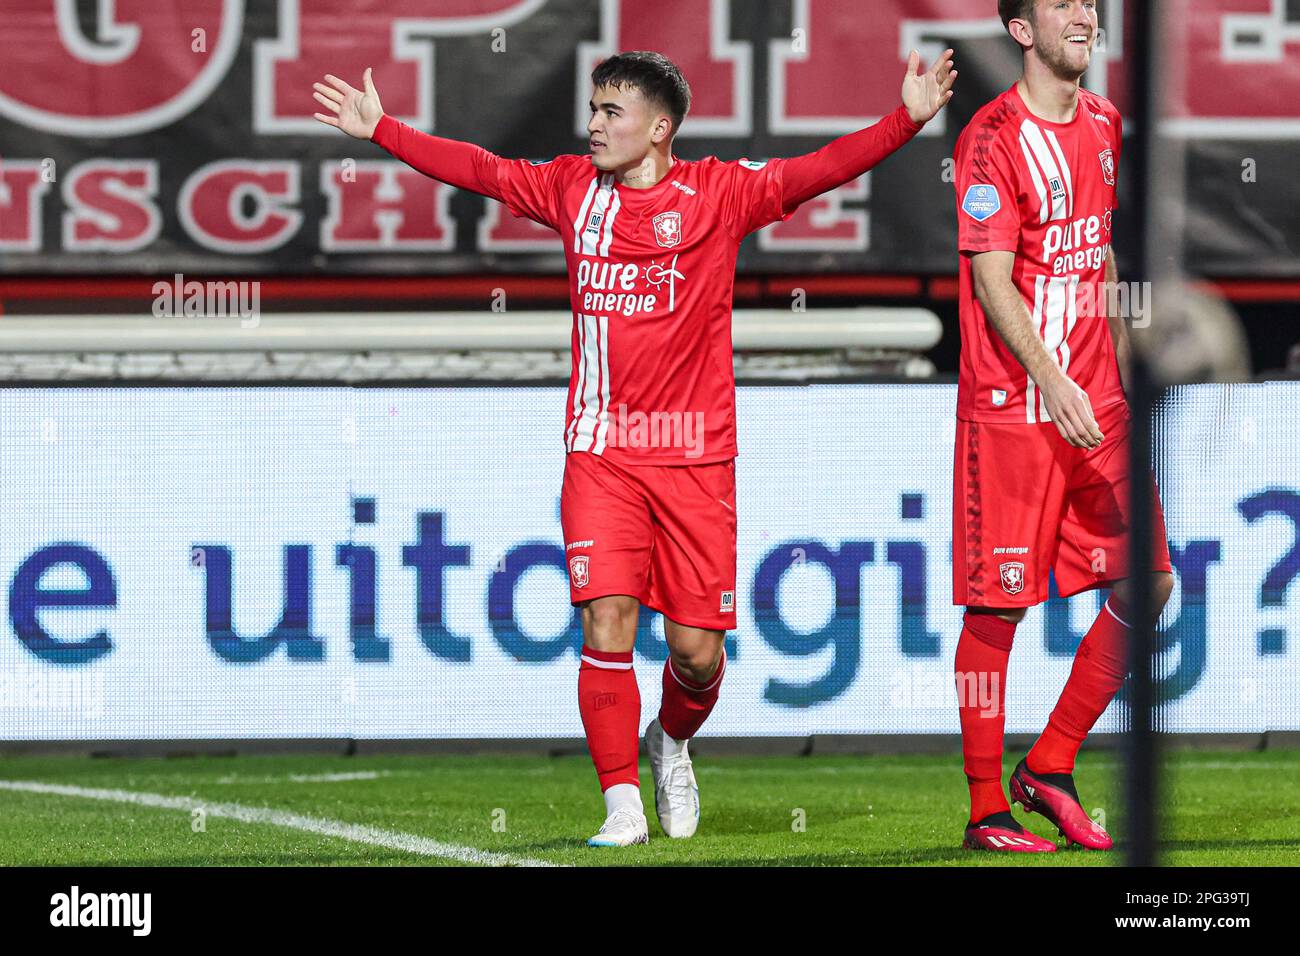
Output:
[962,811,1057,852]
[1009,758,1113,850]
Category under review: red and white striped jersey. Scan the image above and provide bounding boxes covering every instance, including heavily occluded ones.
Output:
[953,83,1126,424]
[495,152,793,465]
[371,107,921,463]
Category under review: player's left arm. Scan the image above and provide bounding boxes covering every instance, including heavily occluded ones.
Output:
[1104,247,1132,397]
[778,49,957,213]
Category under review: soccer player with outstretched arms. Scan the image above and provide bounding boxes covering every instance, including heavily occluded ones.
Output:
[314,48,955,847]
[951,0,1172,851]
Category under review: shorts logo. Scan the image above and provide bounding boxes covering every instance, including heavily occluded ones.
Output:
[961,184,1001,222]
[999,561,1025,595]
[569,555,590,589]
[1099,148,1116,186]
[652,211,682,248]
[720,590,735,613]
[991,388,1007,407]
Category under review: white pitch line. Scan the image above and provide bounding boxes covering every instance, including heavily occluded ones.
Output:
[212,770,395,784]
[286,771,390,783]
[0,780,563,868]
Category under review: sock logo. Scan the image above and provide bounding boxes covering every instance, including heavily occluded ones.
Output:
[593,692,617,711]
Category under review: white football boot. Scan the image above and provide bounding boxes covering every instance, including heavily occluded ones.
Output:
[644,718,700,838]
[586,803,649,847]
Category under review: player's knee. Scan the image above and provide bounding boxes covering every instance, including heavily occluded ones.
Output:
[989,607,1026,625]
[581,596,640,648]
[1151,571,1174,616]
[1109,574,1173,623]
[962,608,1020,652]
[669,644,723,683]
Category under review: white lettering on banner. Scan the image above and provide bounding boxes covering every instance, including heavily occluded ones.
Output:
[0,2,241,137]
[575,0,752,137]
[255,0,549,134]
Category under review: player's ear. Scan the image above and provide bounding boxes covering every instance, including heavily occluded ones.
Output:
[1007,13,1034,49]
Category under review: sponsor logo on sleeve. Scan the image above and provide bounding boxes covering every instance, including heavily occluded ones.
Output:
[720,590,735,613]
[962,184,1001,222]
[738,159,768,171]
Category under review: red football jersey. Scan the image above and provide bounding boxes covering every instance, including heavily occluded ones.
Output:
[494,152,793,465]
[953,83,1126,424]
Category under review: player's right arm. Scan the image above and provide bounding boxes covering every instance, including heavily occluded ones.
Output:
[971,251,1104,448]
[312,68,561,229]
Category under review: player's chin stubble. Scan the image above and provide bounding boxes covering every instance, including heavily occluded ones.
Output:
[1037,39,1090,82]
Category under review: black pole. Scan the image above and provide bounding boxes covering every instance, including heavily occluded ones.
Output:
[1124,0,1160,868]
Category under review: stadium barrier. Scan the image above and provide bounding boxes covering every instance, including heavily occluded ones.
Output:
[0,309,942,382]
[0,381,1296,747]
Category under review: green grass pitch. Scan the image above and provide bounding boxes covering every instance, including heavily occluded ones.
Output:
[1,750,1296,866]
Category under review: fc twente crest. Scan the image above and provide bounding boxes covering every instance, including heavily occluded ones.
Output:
[569,555,589,589]
[999,561,1025,595]
[1099,149,1115,186]
[652,211,682,248]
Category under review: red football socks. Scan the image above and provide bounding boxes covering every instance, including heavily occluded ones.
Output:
[578,646,641,791]
[1028,596,1131,775]
[658,649,726,741]
[956,612,1016,822]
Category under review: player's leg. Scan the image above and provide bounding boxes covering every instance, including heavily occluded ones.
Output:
[957,606,1046,850]
[953,418,1067,852]
[1018,402,1175,848]
[660,619,726,743]
[577,595,647,846]
[639,459,736,838]
[645,619,725,838]
[1023,571,1174,777]
[561,452,654,846]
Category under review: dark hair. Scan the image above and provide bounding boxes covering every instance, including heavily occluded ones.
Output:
[591,51,692,138]
[998,0,1036,30]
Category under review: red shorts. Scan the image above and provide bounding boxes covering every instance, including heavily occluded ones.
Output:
[953,399,1173,607]
[560,451,737,631]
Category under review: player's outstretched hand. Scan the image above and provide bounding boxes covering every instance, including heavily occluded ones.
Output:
[901,48,957,126]
[1039,370,1105,449]
[313,68,384,139]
